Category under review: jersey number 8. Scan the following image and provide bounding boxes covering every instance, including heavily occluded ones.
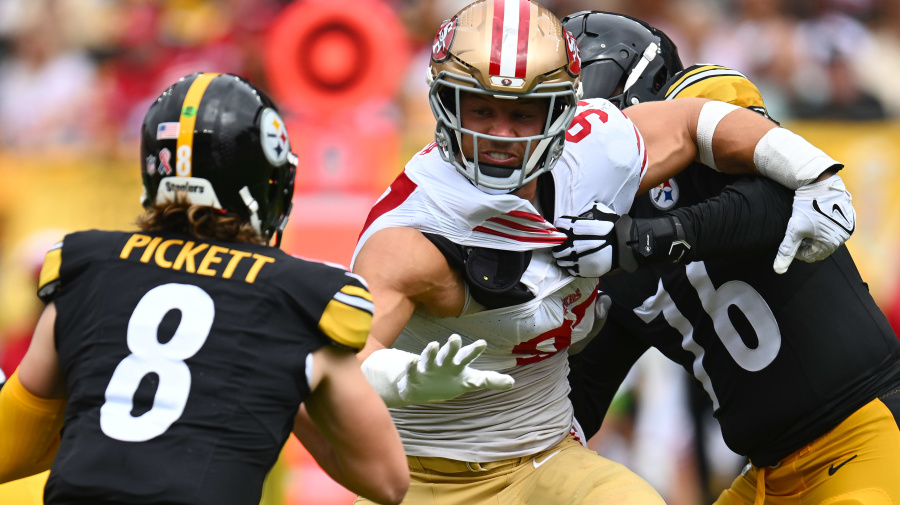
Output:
[100,283,214,442]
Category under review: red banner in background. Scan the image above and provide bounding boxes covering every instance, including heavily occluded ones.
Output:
[263,0,410,265]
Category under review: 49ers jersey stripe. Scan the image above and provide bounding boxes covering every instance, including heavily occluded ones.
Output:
[485,216,558,234]
[473,226,565,244]
[489,0,531,78]
[357,172,418,240]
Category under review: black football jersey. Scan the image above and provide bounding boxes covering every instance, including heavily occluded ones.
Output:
[36,229,373,505]
[569,67,900,467]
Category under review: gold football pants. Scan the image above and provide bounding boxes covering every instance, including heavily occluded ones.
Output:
[714,395,900,505]
[355,435,663,505]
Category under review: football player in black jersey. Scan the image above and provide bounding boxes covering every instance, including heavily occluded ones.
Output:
[562,11,900,505]
[0,73,409,505]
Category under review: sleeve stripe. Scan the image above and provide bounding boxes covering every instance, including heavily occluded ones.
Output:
[665,67,748,100]
[344,271,369,289]
[334,292,374,315]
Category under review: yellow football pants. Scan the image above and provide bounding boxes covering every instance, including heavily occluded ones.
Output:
[0,471,48,505]
[355,435,663,505]
[714,396,900,505]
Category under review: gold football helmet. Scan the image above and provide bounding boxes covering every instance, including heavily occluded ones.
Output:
[427,0,583,192]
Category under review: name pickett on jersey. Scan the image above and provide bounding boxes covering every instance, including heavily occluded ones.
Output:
[118,233,275,283]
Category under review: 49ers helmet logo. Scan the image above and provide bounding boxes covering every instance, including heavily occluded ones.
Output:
[563,29,581,76]
[432,17,458,62]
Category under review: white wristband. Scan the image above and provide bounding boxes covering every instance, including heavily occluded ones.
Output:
[753,128,842,190]
[696,101,740,171]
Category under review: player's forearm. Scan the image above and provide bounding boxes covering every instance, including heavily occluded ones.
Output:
[0,372,65,483]
[616,177,793,270]
[296,402,407,505]
[303,356,409,505]
[697,101,842,188]
[669,177,793,262]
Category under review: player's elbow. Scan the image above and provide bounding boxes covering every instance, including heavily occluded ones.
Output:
[362,452,409,505]
[370,474,409,505]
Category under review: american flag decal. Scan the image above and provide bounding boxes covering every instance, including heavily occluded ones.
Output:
[473,210,566,244]
[156,122,180,140]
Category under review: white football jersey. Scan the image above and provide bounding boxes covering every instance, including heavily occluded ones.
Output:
[355,98,646,462]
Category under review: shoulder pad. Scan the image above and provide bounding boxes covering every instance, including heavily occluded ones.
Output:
[37,241,64,303]
[316,271,374,352]
[663,65,770,113]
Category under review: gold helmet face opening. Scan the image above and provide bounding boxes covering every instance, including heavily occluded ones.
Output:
[427,0,583,193]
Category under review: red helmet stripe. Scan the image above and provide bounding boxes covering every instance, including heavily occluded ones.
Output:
[489,0,505,76]
[490,0,531,78]
[514,0,530,78]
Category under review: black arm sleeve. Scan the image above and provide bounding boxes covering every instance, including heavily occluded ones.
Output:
[568,316,649,438]
[672,176,794,263]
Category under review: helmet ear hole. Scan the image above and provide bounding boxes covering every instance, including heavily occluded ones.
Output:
[652,66,669,95]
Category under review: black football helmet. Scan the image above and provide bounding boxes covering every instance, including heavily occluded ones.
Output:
[561,11,683,108]
[140,72,296,244]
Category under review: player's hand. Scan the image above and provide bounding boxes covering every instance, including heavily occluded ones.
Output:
[361,335,514,408]
[773,174,855,274]
[399,335,514,404]
[552,202,619,277]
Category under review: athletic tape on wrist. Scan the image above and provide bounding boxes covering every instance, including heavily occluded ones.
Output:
[753,128,842,190]
[696,101,741,171]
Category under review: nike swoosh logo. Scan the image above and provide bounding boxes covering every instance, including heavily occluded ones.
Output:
[533,450,562,469]
[813,200,855,235]
[828,454,858,476]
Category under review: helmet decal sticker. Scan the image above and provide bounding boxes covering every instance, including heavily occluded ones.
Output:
[489,0,531,78]
[176,72,220,178]
[649,178,679,210]
[564,29,581,76]
[261,108,290,166]
[157,148,173,176]
[432,17,457,62]
[156,122,180,140]
[146,155,157,175]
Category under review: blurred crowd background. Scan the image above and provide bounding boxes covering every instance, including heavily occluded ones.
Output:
[0,0,898,504]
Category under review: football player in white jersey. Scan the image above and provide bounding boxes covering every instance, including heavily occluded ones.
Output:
[314,1,852,504]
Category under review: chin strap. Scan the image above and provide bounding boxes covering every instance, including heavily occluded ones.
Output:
[238,186,263,237]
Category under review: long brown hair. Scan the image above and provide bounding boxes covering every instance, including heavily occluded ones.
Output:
[136,194,264,245]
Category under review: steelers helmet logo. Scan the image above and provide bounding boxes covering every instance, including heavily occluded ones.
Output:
[649,178,679,210]
[260,108,290,166]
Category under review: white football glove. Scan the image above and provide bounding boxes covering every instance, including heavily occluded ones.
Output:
[553,202,619,277]
[361,334,514,408]
[773,174,856,274]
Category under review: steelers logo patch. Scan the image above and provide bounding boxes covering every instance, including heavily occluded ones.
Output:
[649,178,679,210]
[260,108,290,166]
